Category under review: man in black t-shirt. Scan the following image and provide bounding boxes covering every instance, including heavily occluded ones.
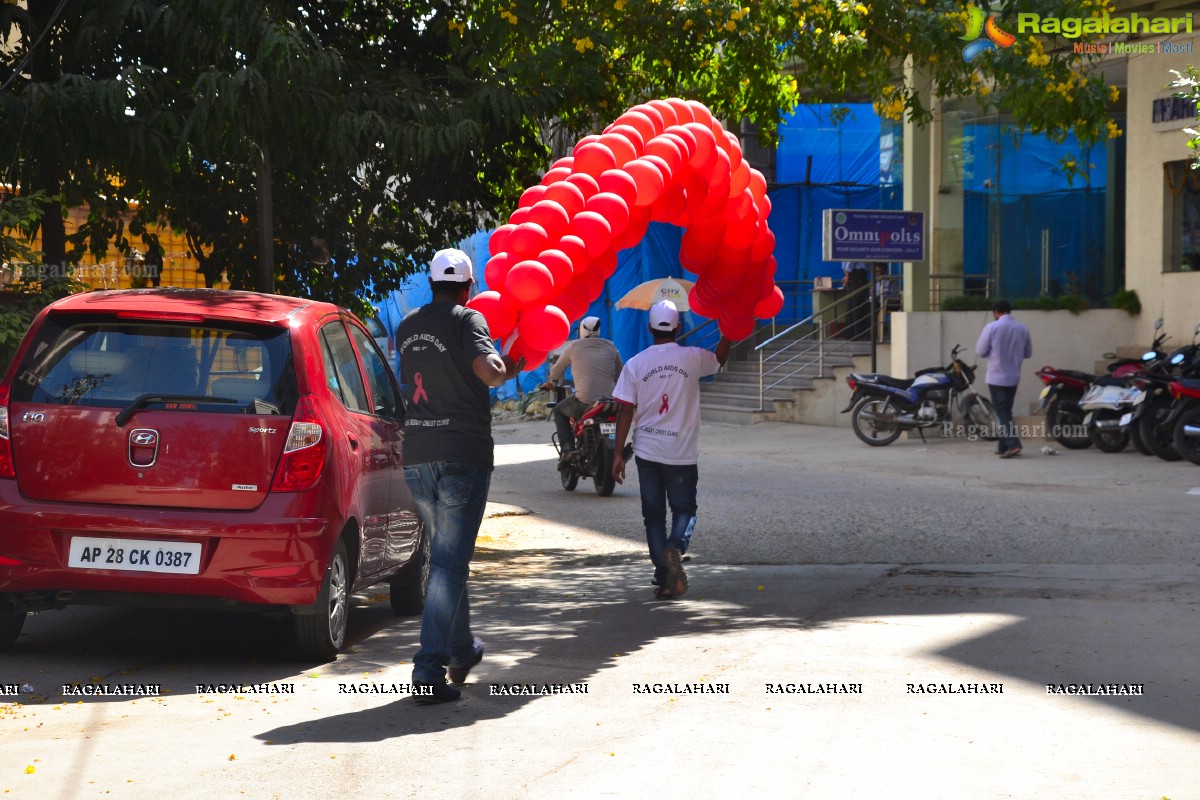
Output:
[396,248,523,704]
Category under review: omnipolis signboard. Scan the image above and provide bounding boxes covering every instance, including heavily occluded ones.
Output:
[822,209,927,262]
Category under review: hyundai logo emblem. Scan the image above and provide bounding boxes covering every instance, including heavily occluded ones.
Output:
[131,431,158,446]
[128,428,160,468]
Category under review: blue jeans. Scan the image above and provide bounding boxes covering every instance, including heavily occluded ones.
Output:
[403,462,491,684]
[635,457,698,585]
[989,383,1020,452]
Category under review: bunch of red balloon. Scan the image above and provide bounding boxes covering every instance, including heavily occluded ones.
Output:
[468,98,784,369]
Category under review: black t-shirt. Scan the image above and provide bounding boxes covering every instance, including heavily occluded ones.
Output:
[397,301,498,468]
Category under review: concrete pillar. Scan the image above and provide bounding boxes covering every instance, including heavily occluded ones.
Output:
[902,58,934,315]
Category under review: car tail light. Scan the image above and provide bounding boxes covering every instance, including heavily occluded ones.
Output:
[0,385,13,480]
[271,394,327,492]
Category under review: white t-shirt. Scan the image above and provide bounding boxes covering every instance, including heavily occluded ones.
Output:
[612,342,721,465]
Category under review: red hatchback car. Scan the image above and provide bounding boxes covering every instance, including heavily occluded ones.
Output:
[0,288,426,660]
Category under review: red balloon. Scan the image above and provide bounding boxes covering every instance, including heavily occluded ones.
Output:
[577,265,606,301]
[593,246,620,278]
[681,167,710,215]
[707,147,732,188]
[683,220,726,249]
[506,259,556,309]
[607,124,646,155]
[518,304,571,352]
[718,308,755,341]
[508,337,550,371]
[565,172,600,200]
[598,133,637,168]
[542,180,587,219]
[748,168,768,206]
[518,184,547,209]
[645,135,684,177]
[584,192,630,238]
[597,169,639,207]
[527,199,570,242]
[688,292,717,321]
[483,251,515,292]
[726,219,760,251]
[680,230,718,272]
[508,206,531,227]
[650,182,686,224]
[467,290,519,341]
[569,210,613,257]
[664,126,698,160]
[683,122,718,172]
[508,221,549,258]
[556,234,590,276]
[729,160,751,199]
[625,158,665,207]
[551,156,575,171]
[749,226,776,262]
[540,166,572,186]
[489,224,516,256]
[550,283,591,322]
[538,248,575,288]
[572,134,601,155]
[641,153,674,185]
[645,99,679,129]
[631,103,666,135]
[573,142,618,178]
[753,285,784,319]
[725,132,743,172]
[666,98,695,125]
[613,111,657,146]
[615,203,652,250]
[686,100,713,129]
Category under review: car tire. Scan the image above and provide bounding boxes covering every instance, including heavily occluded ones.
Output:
[0,601,26,651]
[389,528,430,617]
[293,538,350,662]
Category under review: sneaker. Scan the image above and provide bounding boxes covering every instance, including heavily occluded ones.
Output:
[413,680,461,705]
[663,547,688,598]
[448,638,484,685]
[1000,447,1023,459]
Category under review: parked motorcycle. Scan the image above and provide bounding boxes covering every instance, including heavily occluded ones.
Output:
[548,387,627,496]
[1128,326,1200,461]
[842,344,998,447]
[1167,378,1200,465]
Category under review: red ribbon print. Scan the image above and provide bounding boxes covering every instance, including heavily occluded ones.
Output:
[659,393,669,414]
[413,372,429,404]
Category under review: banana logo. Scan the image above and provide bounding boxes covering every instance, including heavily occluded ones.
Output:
[959,4,1015,62]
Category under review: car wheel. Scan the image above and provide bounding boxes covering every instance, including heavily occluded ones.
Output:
[293,538,350,662]
[851,398,902,446]
[594,446,615,497]
[389,528,430,616]
[0,600,26,651]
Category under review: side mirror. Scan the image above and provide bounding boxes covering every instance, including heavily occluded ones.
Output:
[1154,318,1164,330]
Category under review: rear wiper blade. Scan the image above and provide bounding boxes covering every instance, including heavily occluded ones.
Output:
[115,394,238,427]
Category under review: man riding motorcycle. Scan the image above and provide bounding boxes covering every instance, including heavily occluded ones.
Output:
[542,316,624,467]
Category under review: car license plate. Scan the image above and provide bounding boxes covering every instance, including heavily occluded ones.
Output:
[68,537,202,575]
[600,422,616,435]
[1039,386,1051,399]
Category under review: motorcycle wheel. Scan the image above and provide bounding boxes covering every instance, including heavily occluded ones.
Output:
[1088,424,1129,453]
[965,397,1000,441]
[1138,401,1182,461]
[1171,406,1200,466]
[1129,420,1152,456]
[1045,397,1092,450]
[593,446,615,497]
[851,398,902,446]
[560,462,579,491]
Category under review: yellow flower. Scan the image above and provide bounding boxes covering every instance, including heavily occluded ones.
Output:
[1106,119,1123,138]
[1108,85,1119,103]
[615,0,626,9]
[725,20,736,31]
[573,36,594,52]
[854,3,867,13]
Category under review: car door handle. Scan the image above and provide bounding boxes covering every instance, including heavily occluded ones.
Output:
[347,434,360,451]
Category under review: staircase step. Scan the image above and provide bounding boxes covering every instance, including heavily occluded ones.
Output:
[699,404,774,425]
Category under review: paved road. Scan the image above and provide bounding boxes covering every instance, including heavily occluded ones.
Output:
[2,420,1198,799]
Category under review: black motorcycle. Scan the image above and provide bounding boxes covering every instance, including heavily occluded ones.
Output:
[842,344,998,446]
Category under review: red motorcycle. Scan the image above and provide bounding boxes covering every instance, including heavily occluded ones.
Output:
[1034,365,1095,449]
[549,388,627,496]
[1165,378,1200,465]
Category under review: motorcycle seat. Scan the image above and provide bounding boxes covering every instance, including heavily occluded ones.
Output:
[1174,378,1200,391]
[1091,375,1127,387]
[852,372,914,390]
[1056,369,1095,382]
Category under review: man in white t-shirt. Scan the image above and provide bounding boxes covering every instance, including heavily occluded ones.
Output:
[612,300,732,599]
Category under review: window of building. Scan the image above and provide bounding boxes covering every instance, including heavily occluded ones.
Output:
[1165,160,1200,273]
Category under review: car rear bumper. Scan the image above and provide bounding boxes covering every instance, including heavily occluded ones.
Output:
[0,481,335,608]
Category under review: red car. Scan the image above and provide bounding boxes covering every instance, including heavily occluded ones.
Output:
[0,288,426,660]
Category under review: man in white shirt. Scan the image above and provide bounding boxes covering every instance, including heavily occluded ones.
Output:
[612,300,732,599]
[543,316,623,465]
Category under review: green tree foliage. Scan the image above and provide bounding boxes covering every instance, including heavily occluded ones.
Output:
[1,0,1122,312]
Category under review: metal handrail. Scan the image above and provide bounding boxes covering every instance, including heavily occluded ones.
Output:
[753,282,875,410]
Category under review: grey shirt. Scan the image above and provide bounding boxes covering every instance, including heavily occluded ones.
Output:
[548,337,623,405]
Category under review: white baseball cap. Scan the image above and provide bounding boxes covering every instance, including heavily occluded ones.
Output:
[430,248,474,283]
[649,300,680,331]
[580,316,601,338]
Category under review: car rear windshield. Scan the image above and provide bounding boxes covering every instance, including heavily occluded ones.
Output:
[9,313,297,416]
